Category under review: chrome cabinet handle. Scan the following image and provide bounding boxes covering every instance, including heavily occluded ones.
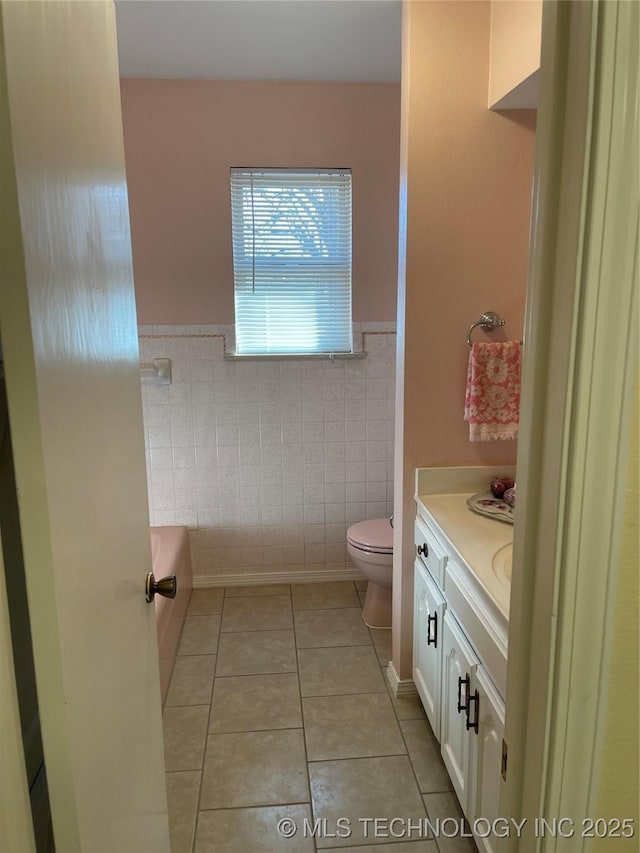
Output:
[417,543,429,558]
[145,572,177,603]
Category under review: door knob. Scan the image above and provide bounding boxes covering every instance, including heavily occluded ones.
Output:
[145,572,177,603]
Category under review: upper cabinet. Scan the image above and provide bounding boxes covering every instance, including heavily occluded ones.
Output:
[488,0,542,110]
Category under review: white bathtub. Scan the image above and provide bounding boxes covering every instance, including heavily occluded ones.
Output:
[150,526,193,703]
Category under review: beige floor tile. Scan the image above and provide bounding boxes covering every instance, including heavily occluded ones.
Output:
[309,755,428,848]
[225,583,291,597]
[292,582,360,610]
[178,615,221,656]
[163,705,209,771]
[210,673,302,733]
[298,646,386,697]
[325,844,437,853]
[165,655,216,706]
[357,588,367,608]
[402,719,453,793]
[386,682,427,721]
[194,804,314,852]
[166,771,200,853]
[216,630,297,677]
[200,729,309,809]
[221,595,293,632]
[188,588,224,615]
[195,805,314,853]
[294,608,371,648]
[369,627,392,666]
[422,793,477,853]
[303,692,405,760]
[354,579,368,591]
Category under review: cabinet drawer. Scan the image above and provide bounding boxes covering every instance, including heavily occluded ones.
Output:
[414,515,448,588]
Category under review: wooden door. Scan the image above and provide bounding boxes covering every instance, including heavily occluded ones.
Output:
[0,2,170,850]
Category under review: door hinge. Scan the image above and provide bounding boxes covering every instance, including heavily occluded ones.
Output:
[501,739,508,781]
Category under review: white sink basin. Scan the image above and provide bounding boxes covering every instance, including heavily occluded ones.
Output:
[492,544,512,585]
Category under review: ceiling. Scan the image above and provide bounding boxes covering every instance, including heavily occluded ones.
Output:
[115,0,402,82]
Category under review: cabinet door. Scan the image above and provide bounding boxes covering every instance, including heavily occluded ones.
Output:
[413,559,446,739]
[440,610,479,813]
[468,667,505,853]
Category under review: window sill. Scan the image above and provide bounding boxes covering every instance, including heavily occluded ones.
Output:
[223,351,367,362]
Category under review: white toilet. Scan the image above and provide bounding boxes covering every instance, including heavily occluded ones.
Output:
[347,517,393,628]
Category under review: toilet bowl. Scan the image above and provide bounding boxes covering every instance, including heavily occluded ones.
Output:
[347,518,393,628]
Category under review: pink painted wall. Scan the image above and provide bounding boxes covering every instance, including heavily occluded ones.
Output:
[392,0,537,678]
[120,79,400,324]
[489,0,542,107]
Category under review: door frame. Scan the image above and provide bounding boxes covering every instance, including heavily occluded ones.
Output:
[501,2,638,850]
[0,524,36,853]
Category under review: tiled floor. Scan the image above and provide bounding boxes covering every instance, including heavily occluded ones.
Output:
[164,581,477,853]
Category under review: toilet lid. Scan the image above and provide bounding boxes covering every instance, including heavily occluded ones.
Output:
[347,518,393,553]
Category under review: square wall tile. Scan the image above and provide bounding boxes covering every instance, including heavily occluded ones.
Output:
[141,332,398,565]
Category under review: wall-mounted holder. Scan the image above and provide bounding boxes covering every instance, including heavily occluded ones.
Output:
[139,358,172,385]
[466,311,506,347]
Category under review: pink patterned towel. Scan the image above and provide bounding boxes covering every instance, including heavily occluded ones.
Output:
[464,341,522,441]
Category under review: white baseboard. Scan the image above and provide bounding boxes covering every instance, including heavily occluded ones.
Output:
[385,661,417,697]
[193,567,365,588]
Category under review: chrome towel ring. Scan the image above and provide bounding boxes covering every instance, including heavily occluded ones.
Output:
[466,311,506,347]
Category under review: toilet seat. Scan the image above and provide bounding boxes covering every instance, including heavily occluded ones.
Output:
[347,518,393,554]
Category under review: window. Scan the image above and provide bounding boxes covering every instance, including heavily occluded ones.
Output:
[230,168,352,355]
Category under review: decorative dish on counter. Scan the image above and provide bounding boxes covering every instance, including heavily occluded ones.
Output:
[466,492,515,524]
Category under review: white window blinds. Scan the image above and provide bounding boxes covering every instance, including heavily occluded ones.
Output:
[230,168,353,355]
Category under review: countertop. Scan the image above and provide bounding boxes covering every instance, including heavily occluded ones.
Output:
[414,466,516,622]
[416,492,512,620]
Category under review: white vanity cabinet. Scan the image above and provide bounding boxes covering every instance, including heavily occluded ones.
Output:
[468,666,506,853]
[413,482,510,853]
[413,559,446,737]
[414,514,448,588]
[440,610,480,813]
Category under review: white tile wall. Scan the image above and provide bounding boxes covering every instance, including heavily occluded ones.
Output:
[140,323,396,580]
